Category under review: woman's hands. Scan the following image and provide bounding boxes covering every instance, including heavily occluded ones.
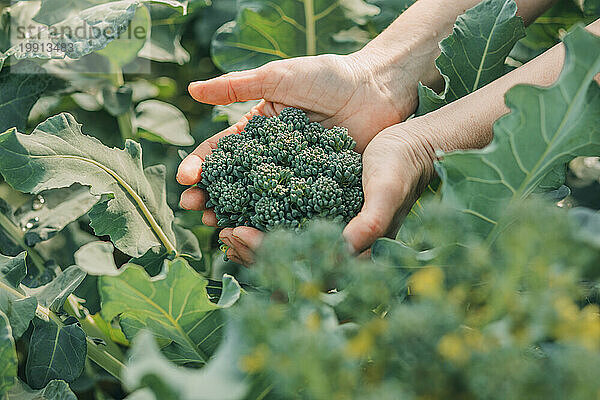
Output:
[214,119,439,265]
[176,51,427,265]
[180,52,418,156]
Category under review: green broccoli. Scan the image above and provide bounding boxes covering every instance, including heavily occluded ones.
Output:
[199,107,364,231]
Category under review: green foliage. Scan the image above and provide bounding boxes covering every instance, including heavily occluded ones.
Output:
[211,0,380,71]
[510,0,595,63]
[25,318,86,390]
[12,185,98,247]
[417,0,525,115]
[437,26,600,237]
[5,379,77,400]
[123,329,247,400]
[0,311,17,396]
[0,252,36,339]
[365,0,415,32]
[0,61,51,132]
[99,258,240,366]
[0,113,179,257]
[200,108,364,231]
[135,100,194,146]
[0,0,598,398]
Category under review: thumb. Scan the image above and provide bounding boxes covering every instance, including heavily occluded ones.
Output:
[188,64,276,105]
[343,177,408,254]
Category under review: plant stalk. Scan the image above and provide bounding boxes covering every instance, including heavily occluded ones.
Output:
[0,211,46,275]
[109,61,135,142]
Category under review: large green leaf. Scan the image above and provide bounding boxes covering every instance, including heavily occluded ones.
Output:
[123,328,248,400]
[0,61,51,133]
[99,259,240,366]
[135,100,194,146]
[8,1,139,60]
[211,0,380,72]
[25,318,86,390]
[437,26,600,238]
[0,311,17,396]
[4,379,77,400]
[416,0,525,115]
[0,113,177,258]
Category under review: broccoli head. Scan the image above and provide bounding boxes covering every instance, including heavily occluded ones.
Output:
[199,107,364,231]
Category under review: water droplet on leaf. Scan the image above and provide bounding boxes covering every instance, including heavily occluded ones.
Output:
[32,195,46,210]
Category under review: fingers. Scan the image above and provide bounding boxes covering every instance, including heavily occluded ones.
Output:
[202,210,218,227]
[176,124,241,186]
[180,187,207,210]
[232,226,265,250]
[220,227,265,266]
[343,177,408,254]
[188,64,274,105]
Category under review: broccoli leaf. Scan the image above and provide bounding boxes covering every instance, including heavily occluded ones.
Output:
[211,0,379,71]
[0,252,27,288]
[25,318,86,389]
[99,258,240,366]
[5,379,77,400]
[0,311,17,396]
[123,328,248,400]
[14,185,99,247]
[137,3,192,64]
[0,61,52,133]
[74,241,119,277]
[0,113,178,258]
[8,1,139,60]
[135,100,194,146]
[416,0,525,115]
[437,26,600,238]
[0,252,36,339]
[24,266,86,313]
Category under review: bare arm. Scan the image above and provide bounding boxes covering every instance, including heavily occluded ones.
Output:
[342,19,600,253]
[361,0,559,97]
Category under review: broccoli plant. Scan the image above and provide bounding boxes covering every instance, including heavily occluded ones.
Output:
[200,108,364,231]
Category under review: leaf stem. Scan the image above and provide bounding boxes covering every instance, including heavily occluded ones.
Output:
[304,0,316,56]
[0,211,46,274]
[109,61,135,142]
[29,155,178,255]
[86,337,126,380]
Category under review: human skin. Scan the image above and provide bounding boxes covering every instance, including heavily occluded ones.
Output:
[177,0,567,264]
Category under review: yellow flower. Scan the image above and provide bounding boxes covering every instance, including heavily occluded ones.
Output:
[240,344,269,373]
[438,333,469,364]
[410,267,444,298]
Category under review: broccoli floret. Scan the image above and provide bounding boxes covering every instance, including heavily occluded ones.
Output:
[199,107,364,231]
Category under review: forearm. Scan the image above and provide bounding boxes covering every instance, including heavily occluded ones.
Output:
[359,0,557,101]
[414,19,600,155]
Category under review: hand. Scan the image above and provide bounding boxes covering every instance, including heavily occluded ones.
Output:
[217,119,439,265]
[178,50,423,190]
[177,51,424,264]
